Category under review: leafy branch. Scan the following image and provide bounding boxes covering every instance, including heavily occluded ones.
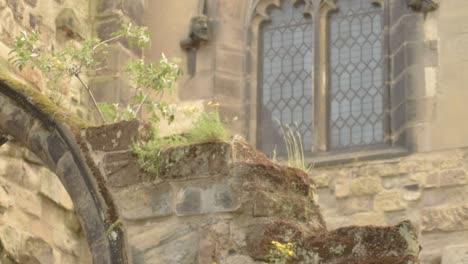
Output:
[9,22,180,126]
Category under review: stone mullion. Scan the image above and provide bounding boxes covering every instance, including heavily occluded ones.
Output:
[313,1,337,152]
[311,6,322,152]
[380,0,393,146]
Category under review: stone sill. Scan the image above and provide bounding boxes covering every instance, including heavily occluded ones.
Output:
[305,146,410,168]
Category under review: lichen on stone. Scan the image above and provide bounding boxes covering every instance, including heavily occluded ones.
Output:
[329,244,346,256]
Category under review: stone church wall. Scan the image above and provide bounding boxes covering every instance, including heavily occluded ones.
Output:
[0,142,91,263]
[0,0,95,263]
[310,148,468,263]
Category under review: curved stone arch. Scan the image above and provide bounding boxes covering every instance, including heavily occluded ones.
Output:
[243,0,316,146]
[0,78,128,264]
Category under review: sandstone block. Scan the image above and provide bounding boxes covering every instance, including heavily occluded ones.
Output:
[352,212,386,226]
[0,185,12,212]
[175,182,239,216]
[21,237,54,264]
[334,181,350,198]
[39,169,74,211]
[115,182,173,220]
[303,221,420,263]
[374,191,407,212]
[253,191,307,221]
[0,158,22,184]
[130,223,198,264]
[12,184,41,217]
[232,140,312,196]
[0,225,22,260]
[23,148,43,165]
[160,142,231,180]
[0,142,22,158]
[103,151,152,188]
[433,159,462,170]
[337,196,374,215]
[176,187,202,216]
[425,171,439,188]
[52,228,80,256]
[349,177,382,196]
[213,74,242,100]
[84,120,149,152]
[215,48,245,75]
[425,170,468,188]
[421,204,468,233]
[440,169,468,187]
[311,173,330,188]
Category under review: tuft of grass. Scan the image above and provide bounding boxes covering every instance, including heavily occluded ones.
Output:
[279,123,310,173]
[133,109,230,174]
[186,111,229,142]
[132,130,188,175]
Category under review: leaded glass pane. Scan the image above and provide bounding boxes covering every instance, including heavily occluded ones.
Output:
[329,0,384,149]
[258,0,313,155]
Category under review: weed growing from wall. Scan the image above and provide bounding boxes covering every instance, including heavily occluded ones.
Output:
[267,241,294,264]
[132,130,188,175]
[133,101,230,175]
[275,122,311,173]
[186,101,229,142]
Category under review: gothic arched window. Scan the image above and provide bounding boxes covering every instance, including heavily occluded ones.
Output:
[329,0,385,149]
[258,0,314,154]
[252,0,387,155]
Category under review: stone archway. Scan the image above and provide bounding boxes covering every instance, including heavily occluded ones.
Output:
[0,77,128,264]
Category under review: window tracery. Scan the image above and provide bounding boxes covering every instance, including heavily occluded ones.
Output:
[248,0,388,154]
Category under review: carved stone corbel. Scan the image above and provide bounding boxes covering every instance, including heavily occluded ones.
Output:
[406,0,438,13]
[179,15,210,51]
[180,0,211,76]
[180,0,211,51]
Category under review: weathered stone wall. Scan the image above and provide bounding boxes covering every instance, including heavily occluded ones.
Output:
[309,148,468,263]
[0,0,97,263]
[431,0,468,150]
[0,0,94,120]
[81,120,421,264]
[0,141,91,263]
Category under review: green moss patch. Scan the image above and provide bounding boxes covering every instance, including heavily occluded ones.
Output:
[0,69,88,129]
